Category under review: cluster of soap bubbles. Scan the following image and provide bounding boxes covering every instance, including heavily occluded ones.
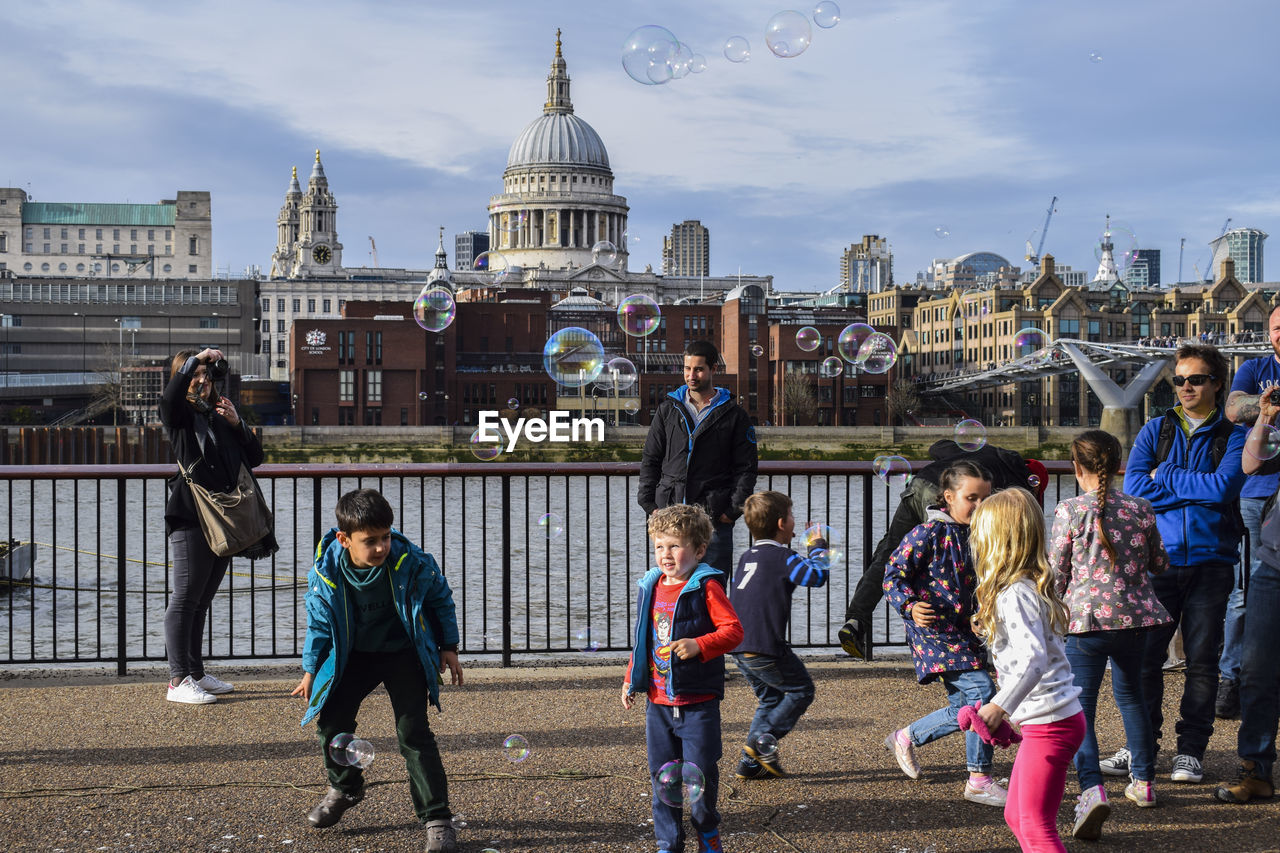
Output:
[656,760,706,808]
[623,3,841,84]
[953,418,987,452]
[503,733,531,763]
[413,286,456,333]
[328,733,376,769]
[802,523,843,566]
[836,322,898,374]
[873,454,912,486]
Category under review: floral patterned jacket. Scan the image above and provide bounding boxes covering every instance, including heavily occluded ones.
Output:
[1050,489,1172,634]
[883,509,987,684]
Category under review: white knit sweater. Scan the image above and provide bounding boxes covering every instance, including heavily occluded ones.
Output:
[989,579,1082,726]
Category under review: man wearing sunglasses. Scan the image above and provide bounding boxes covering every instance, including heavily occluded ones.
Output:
[1112,344,1247,788]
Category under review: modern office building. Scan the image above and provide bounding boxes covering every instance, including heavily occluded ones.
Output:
[1127,248,1161,288]
[839,235,892,292]
[663,220,711,276]
[1209,227,1266,283]
[454,230,489,271]
[0,188,213,279]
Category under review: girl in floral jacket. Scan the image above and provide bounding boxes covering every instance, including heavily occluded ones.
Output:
[1051,429,1172,841]
[883,460,1006,806]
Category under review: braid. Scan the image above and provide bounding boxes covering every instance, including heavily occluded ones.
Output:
[1096,470,1117,568]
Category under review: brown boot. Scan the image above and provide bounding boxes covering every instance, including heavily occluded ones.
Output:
[1214,761,1275,804]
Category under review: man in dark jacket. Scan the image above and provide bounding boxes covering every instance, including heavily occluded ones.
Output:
[638,340,758,578]
[838,439,1042,659]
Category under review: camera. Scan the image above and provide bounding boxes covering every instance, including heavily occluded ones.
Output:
[1266,387,1280,406]
[207,358,229,380]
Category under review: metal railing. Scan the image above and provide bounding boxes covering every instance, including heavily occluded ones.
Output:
[0,460,1078,673]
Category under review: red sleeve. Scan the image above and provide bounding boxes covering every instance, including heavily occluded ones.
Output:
[695,580,743,661]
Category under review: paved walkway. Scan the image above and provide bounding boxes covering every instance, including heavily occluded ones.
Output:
[0,658,1275,852]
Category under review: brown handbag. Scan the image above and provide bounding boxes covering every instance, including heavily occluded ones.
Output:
[177,459,273,557]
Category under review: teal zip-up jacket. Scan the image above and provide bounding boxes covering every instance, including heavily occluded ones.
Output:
[300,527,459,726]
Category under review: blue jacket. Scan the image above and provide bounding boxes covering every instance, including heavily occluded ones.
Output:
[1123,407,1247,568]
[625,563,730,702]
[300,528,460,726]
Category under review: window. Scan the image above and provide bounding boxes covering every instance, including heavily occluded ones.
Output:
[113,229,120,240]
[0,234,5,253]
[96,228,103,239]
[276,319,285,332]
[188,265,197,273]
[43,243,50,253]
[148,229,154,240]
[43,228,51,239]
[277,299,285,312]
[292,299,300,312]
[367,370,382,402]
[276,340,285,353]
[307,299,315,312]
[188,236,199,255]
[262,298,270,312]
[366,331,382,365]
[130,229,137,240]
[339,370,355,402]
[78,244,84,254]
[323,299,331,313]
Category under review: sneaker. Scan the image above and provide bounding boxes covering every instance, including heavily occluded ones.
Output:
[166,675,216,705]
[1170,754,1203,783]
[1214,761,1275,804]
[695,829,724,853]
[1125,778,1157,807]
[885,728,920,780]
[307,786,363,828]
[195,673,234,695]
[1099,747,1131,777]
[743,742,788,778]
[1215,678,1240,719]
[735,757,771,780]
[964,776,1008,807]
[424,818,458,853]
[839,618,868,660]
[1072,784,1111,840]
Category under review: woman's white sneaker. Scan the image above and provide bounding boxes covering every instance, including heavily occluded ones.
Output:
[167,676,216,704]
[195,673,234,695]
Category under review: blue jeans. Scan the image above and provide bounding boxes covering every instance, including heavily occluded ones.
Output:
[1066,630,1156,788]
[907,668,996,773]
[645,700,722,852]
[1141,563,1234,760]
[733,649,815,761]
[1237,558,1280,780]
[1221,497,1265,681]
[703,519,735,579]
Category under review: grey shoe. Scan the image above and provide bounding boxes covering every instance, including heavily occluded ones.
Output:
[307,786,363,828]
[1099,747,1131,777]
[425,818,458,853]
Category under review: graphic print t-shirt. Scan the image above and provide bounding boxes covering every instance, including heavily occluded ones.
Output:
[647,579,715,706]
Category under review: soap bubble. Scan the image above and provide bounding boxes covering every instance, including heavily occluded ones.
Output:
[751,343,765,357]
[622,25,681,86]
[820,356,844,378]
[576,626,600,652]
[724,35,751,62]
[1247,424,1280,461]
[954,419,987,452]
[503,734,531,762]
[689,54,707,73]
[802,523,843,566]
[502,211,528,235]
[328,733,355,765]
[537,513,564,539]
[413,286,456,333]
[837,322,876,362]
[623,398,641,414]
[543,327,605,387]
[813,1,841,28]
[765,10,812,58]
[656,760,705,808]
[418,391,430,401]
[1014,327,1048,356]
[618,294,661,337]
[853,332,898,374]
[796,326,822,352]
[507,397,520,410]
[470,429,502,462]
[474,250,511,284]
[934,225,950,238]
[752,732,779,758]
[592,240,619,268]
[328,733,375,769]
[1094,222,1140,273]
[668,42,696,79]
[873,454,913,486]
[1089,51,1103,63]
[595,356,638,392]
[1028,473,1042,489]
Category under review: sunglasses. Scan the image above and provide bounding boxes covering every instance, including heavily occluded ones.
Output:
[1172,374,1216,387]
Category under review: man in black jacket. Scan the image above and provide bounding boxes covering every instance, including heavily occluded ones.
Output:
[638,340,758,578]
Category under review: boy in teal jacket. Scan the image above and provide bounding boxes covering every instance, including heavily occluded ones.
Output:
[292,488,463,853]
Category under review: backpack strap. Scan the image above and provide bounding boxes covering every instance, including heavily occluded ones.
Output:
[1153,412,1178,465]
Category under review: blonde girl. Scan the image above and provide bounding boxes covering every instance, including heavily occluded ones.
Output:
[971,488,1084,853]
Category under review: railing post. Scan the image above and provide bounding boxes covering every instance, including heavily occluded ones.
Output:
[116,477,127,676]
[862,471,875,663]
[312,477,323,558]
[501,474,512,668]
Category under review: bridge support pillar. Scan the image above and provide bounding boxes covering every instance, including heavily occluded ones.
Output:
[1061,343,1170,459]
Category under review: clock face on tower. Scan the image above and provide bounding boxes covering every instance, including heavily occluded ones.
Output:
[312,245,332,264]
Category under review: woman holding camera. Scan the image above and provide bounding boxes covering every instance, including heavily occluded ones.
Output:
[160,347,270,704]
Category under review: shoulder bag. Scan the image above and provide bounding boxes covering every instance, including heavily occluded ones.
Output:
[177,458,273,557]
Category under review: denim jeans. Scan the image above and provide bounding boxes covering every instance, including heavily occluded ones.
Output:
[732,649,815,759]
[1066,630,1156,788]
[1221,497,1265,681]
[907,668,996,772]
[645,699,722,852]
[1237,558,1280,780]
[703,520,735,580]
[1141,563,1234,760]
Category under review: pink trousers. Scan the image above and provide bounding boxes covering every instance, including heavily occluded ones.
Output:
[1004,711,1085,853]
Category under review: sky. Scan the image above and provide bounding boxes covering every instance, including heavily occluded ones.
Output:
[5,0,1280,291]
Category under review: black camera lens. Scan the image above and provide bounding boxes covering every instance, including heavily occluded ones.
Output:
[209,358,229,380]
[1268,388,1280,406]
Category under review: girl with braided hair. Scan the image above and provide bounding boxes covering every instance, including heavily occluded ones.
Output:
[1049,429,1172,841]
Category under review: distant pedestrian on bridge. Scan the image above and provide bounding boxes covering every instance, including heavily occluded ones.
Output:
[638,340,757,579]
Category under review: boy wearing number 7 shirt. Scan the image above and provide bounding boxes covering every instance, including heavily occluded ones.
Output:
[729,491,830,779]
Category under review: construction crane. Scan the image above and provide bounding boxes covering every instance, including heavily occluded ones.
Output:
[368,236,379,268]
[1024,195,1059,267]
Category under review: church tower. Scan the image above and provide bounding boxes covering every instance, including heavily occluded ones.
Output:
[292,150,343,277]
[269,166,302,278]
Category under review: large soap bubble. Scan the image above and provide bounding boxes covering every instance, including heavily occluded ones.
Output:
[724,35,751,62]
[413,286,456,333]
[622,25,681,85]
[765,10,812,58]
[854,332,898,374]
[618,294,661,337]
[543,327,605,387]
[656,760,705,808]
